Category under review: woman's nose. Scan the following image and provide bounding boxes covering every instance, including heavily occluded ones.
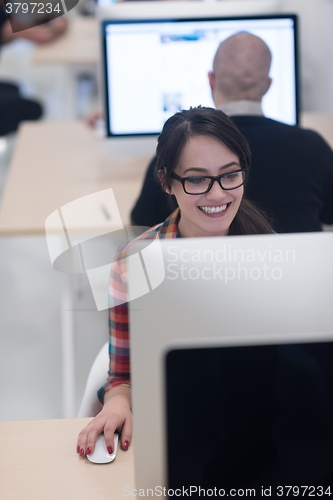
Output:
[206,179,227,199]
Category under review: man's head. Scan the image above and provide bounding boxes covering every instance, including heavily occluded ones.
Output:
[208,32,272,107]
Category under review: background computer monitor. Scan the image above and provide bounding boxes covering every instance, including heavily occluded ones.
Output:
[129,232,333,492]
[102,12,299,147]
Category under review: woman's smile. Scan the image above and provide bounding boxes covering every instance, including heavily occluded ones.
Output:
[198,203,230,215]
[169,135,244,238]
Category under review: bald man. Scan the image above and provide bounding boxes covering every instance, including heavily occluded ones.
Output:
[208,32,272,108]
[131,32,333,233]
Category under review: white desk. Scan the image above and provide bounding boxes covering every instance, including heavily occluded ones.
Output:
[33,17,99,66]
[301,112,333,149]
[0,121,149,235]
[1,112,329,237]
[0,418,135,500]
[0,121,150,417]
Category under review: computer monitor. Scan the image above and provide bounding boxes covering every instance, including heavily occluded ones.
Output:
[128,232,333,493]
[165,340,333,492]
[101,12,299,158]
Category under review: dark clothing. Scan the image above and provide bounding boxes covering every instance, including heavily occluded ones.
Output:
[131,116,333,233]
[0,81,43,136]
[0,5,6,35]
[131,155,172,228]
[0,7,43,136]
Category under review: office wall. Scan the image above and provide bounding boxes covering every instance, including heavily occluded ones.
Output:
[281,0,333,112]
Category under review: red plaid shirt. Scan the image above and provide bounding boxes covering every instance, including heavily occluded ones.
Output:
[98,209,180,403]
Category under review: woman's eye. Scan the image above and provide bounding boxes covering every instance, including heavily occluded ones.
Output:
[187,177,206,185]
[223,172,240,180]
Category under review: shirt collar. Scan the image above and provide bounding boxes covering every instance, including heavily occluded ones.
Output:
[217,100,263,117]
[157,208,181,238]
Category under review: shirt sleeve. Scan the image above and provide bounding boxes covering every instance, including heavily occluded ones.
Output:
[97,252,130,404]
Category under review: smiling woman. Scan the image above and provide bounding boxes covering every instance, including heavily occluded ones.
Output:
[156,106,273,236]
[164,135,244,238]
[77,106,273,459]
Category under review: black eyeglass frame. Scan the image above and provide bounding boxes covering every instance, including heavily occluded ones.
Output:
[170,169,247,195]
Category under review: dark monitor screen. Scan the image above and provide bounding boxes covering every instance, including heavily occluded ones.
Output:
[165,342,333,496]
[102,14,299,138]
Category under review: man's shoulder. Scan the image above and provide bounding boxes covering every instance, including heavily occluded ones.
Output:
[233,115,332,148]
[232,115,294,131]
[234,115,317,134]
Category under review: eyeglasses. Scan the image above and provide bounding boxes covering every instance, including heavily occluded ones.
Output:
[170,169,247,195]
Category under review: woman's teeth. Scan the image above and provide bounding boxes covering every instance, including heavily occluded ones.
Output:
[199,205,228,214]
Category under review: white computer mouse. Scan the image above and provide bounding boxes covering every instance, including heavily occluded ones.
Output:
[87,433,118,464]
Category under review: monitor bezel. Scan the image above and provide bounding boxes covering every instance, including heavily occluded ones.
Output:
[129,231,333,492]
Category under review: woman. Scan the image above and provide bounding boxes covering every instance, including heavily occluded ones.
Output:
[77,106,273,457]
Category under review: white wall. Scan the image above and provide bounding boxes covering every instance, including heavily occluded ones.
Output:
[281,0,333,112]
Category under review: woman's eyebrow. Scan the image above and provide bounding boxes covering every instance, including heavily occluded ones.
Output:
[183,161,240,175]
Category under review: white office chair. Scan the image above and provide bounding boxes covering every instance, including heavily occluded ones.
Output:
[77,341,109,417]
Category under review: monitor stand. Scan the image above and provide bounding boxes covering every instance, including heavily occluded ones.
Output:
[104,135,158,160]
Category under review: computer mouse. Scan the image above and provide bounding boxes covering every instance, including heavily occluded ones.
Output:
[87,433,118,464]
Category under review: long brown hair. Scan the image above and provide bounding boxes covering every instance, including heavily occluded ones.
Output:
[155,106,273,235]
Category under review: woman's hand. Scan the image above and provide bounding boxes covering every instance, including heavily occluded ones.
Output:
[85,109,103,128]
[77,386,132,457]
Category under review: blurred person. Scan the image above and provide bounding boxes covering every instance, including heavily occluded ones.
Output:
[131,32,333,233]
[0,6,67,136]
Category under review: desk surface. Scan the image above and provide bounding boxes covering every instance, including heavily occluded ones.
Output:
[33,17,99,65]
[300,112,333,150]
[0,418,135,500]
[0,113,333,236]
[0,121,150,236]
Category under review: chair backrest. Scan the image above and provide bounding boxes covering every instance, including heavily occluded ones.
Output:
[77,341,109,417]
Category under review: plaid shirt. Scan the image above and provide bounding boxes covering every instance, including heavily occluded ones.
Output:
[98,208,181,403]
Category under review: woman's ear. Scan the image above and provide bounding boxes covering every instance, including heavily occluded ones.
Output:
[158,169,173,195]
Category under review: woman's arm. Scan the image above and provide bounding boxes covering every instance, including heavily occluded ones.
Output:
[77,251,132,456]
